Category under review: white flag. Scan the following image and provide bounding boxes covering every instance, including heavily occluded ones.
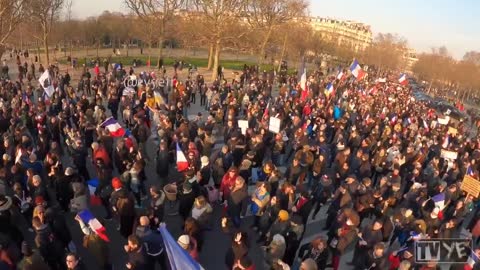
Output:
[38,70,54,97]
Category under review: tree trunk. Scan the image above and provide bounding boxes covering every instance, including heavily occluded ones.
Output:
[207,44,214,70]
[43,35,50,65]
[148,40,152,68]
[96,42,99,58]
[211,40,221,82]
[258,27,273,65]
[278,32,288,73]
[0,45,5,62]
[157,36,163,70]
[126,39,130,57]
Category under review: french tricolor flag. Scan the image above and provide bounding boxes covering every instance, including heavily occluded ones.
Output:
[442,133,450,149]
[336,69,344,80]
[176,143,189,172]
[300,67,308,101]
[100,117,126,137]
[78,209,109,242]
[349,59,366,81]
[398,73,408,85]
[465,251,479,270]
[325,83,334,96]
[432,192,446,210]
[86,179,102,206]
[263,102,270,119]
[467,166,475,176]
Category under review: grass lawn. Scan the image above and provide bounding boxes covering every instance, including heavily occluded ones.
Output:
[57,55,278,71]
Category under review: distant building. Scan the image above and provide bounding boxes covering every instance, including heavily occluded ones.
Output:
[307,17,373,51]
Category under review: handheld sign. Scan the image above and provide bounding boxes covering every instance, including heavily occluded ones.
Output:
[461,175,480,198]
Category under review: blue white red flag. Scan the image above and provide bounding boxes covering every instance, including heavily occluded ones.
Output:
[465,250,479,270]
[78,209,109,242]
[336,69,344,80]
[432,192,446,210]
[398,73,408,85]
[349,59,366,81]
[100,117,126,137]
[325,83,334,96]
[176,143,189,172]
[442,133,450,148]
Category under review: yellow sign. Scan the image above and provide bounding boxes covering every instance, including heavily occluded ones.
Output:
[448,127,458,136]
[461,175,480,198]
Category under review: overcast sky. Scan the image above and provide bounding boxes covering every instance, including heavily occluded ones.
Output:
[73,0,479,59]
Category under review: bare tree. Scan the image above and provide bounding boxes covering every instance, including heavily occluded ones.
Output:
[193,0,245,81]
[29,0,64,65]
[244,0,308,64]
[125,0,185,68]
[363,33,408,71]
[0,0,28,59]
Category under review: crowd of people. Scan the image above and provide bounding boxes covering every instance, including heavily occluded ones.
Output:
[0,48,479,270]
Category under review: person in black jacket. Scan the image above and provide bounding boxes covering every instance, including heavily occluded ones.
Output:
[135,216,167,269]
[155,141,170,187]
[125,235,150,270]
[297,236,329,270]
[32,216,65,270]
[66,252,87,270]
[69,139,89,182]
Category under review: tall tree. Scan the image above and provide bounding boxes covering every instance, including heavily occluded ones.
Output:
[29,0,64,65]
[125,0,185,68]
[0,0,28,59]
[363,33,408,71]
[193,0,245,81]
[244,0,308,63]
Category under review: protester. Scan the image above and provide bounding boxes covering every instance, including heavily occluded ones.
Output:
[0,52,479,270]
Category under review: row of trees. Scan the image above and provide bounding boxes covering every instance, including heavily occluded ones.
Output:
[413,48,480,101]
[2,0,478,94]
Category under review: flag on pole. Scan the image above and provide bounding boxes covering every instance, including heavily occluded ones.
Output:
[398,73,408,85]
[299,59,308,101]
[336,69,344,80]
[349,59,366,81]
[78,209,109,242]
[263,102,270,119]
[38,70,55,97]
[159,224,204,270]
[432,192,446,210]
[325,83,334,96]
[100,117,126,137]
[176,143,189,172]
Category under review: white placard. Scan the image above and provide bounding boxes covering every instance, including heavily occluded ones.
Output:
[438,117,449,125]
[238,120,248,135]
[269,117,281,134]
[441,149,458,160]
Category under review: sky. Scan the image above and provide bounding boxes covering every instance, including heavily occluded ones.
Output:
[73,0,479,59]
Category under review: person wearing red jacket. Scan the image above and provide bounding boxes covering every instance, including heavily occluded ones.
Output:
[92,142,111,168]
[220,167,239,201]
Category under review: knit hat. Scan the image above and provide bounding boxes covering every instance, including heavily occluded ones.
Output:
[177,235,190,249]
[112,177,123,189]
[278,210,289,221]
